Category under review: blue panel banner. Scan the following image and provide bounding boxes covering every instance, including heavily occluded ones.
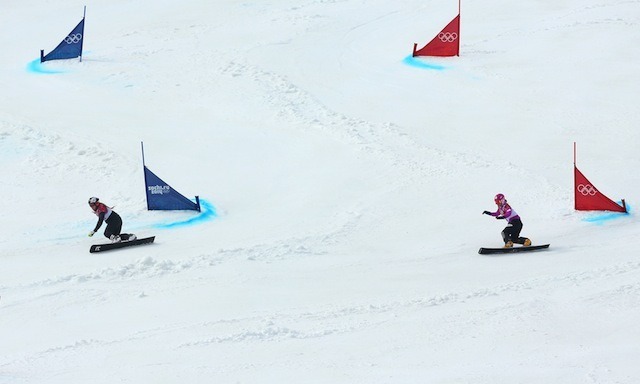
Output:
[144,166,201,211]
[41,18,84,62]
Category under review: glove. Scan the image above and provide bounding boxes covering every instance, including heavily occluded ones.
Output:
[496,216,504,220]
[88,230,95,237]
[482,211,491,215]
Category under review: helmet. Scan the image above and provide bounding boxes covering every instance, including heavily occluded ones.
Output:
[88,197,99,204]
[494,193,505,204]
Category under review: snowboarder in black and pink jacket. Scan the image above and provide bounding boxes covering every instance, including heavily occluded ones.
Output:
[483,193,531,248]
[88,197,135,243]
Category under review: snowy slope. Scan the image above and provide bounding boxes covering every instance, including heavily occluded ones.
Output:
[1,0,640,383]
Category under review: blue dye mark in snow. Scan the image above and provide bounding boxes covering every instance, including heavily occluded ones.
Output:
[153,198,217,229]
[26,59,66,74]
[402,55,447,71]
[582,202,631,225]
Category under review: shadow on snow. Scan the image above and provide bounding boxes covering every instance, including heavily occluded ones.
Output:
[582,202,631,225]
[26,59,67,74]
[153,198,217,230]
[402,55,447,71]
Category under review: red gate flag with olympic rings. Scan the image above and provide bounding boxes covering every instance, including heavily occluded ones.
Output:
[40,7,86,63]
[413,13,460,57]
[574,143,627,212]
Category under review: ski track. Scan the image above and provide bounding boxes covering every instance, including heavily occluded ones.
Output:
[3,261,639,379]
[5,257,640,344]
[218,59,567,214]
[9,216,358,291]
[26,257,630,294]
[0,121,124,179]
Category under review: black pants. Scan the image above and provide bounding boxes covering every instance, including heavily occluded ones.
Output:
[501,218,528,244]
[103,212,122,239]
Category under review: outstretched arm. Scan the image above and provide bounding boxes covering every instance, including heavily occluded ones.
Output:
[92,212,106,233]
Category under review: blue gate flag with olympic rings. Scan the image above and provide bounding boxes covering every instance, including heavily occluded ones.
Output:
[40,10,85,63]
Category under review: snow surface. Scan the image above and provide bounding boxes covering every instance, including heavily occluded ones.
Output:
[2,0,640,382]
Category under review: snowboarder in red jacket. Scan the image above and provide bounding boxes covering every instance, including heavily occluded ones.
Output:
[483,193,531,248]
[88,197,136,243]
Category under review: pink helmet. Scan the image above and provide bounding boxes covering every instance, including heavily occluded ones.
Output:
[494,193,505,205]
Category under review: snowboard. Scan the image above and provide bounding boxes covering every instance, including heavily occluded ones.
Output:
[478,243,550,255]
[90,236,155,253]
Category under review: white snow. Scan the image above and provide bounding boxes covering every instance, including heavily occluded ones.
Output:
[1,0,640,383]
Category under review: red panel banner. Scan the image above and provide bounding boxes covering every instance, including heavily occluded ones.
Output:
[413,14,460,57]
[574,166,626,212]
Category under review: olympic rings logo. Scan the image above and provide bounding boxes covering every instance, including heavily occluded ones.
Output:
[65,33,82,44]
[438,32,458,43]
[577,184,598,196]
